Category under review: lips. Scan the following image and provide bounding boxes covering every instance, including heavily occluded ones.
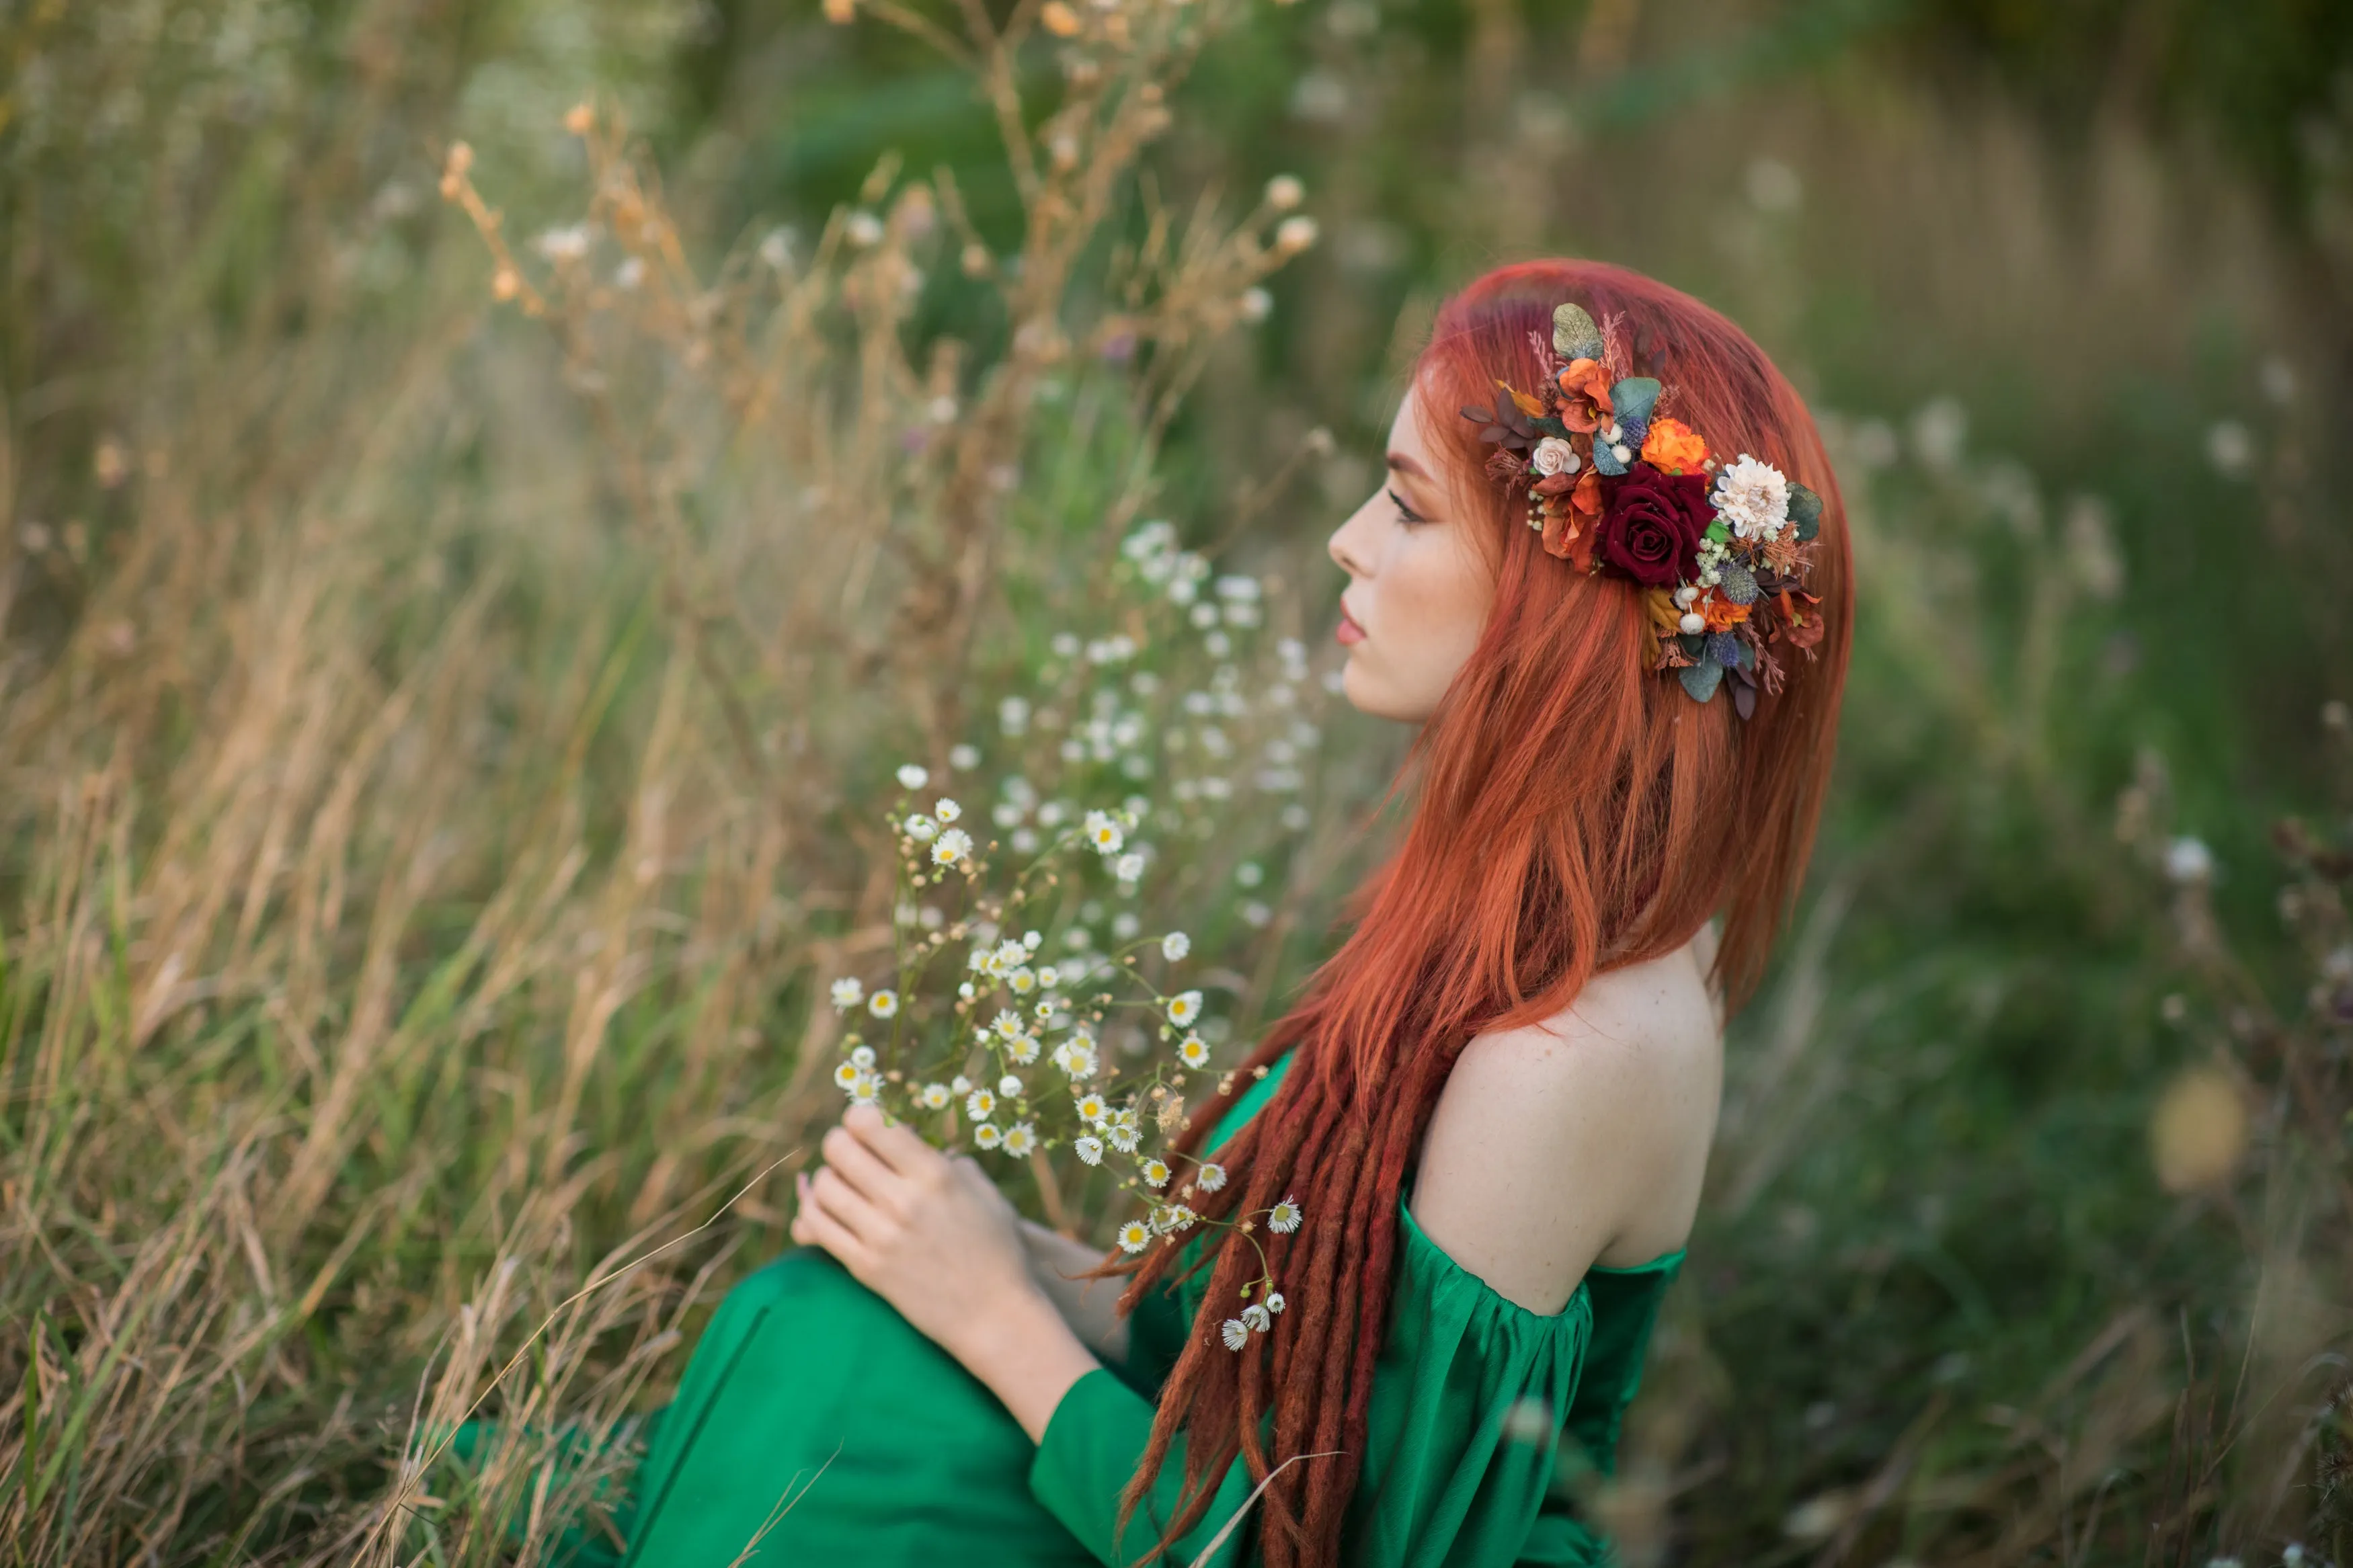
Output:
[1337,602,1367,645]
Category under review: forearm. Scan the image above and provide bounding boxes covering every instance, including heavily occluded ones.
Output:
[1019,1220,1131,1364]
[943,1285,1104,1444]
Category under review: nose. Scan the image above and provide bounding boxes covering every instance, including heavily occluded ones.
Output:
[1328,504,1371,580]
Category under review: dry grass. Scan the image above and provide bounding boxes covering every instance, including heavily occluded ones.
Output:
[2,0,2349,1564]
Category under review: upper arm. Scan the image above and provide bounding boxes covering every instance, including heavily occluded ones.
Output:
[1408,974,1717,1314]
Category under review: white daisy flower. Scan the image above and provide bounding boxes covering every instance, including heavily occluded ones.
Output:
[965,1088,996,1120]
[1006,1033,1040,1066]
[998,1073,1023,1099]
[1177,1034,1210,1068]
[934,797,962,823]
[1001,1122,1037,1157]
[974,1122,1003,1149]
[992,940,1029,972]
[1033,1000,1058,1023]
[1220,1318,1250,1351]
[1141,1159,1172,1188]
[931,828,973,866]
[1023,930,1044,951]
[989,1010,1023,1041]
[1712,453,1792,540]
[1008,966,1037,995]
[1265,1291,1285,1315]
[833,1061,863,1091]
[1160,932,1191,961]
[1166,991,1203,1026]
[1112,1108,1140,1132]
[903,813,939,841]
[1241,1303,1271,1333]
[829,977,865,1011]
[1267,1198,1302,1235]
[1037,964,1061,989]
[920,1083,951,1109]
[1117,1221,1152,1254]
[1073,1091,1109,1124]
[1058,1043,1099,1079]
[1107,1124,1141,1154]
[896,763,929,790]
[1074,1134,1105,1165]
[1197,1162,1228,1193]
[849,1069,880,1104]
[850,1045,877,1069]
[867,989,899,1019]
[1155,1204,1197,1235]
[1082,810,1124,855]
[1113,852,1145,883]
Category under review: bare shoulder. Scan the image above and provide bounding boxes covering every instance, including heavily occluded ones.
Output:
[1408,943,1722,1313]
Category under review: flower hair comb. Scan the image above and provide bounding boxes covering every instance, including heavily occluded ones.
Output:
[1458,302,1829,719]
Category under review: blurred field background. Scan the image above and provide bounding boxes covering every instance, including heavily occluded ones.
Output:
[5,0,2353,1563]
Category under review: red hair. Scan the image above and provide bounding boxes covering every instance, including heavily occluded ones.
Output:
[1113,260,1853,1564]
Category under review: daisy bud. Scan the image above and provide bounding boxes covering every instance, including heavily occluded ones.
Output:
[1273,216,1318,255]
[896,764,929,790]
[1160,931,1191,961]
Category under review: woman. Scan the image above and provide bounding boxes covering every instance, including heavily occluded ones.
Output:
[577,258,1849,1567]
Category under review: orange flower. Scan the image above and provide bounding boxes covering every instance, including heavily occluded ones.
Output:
[1698,590,1750,632]
[1553,358,1613,433]
[1640,417,1708,474]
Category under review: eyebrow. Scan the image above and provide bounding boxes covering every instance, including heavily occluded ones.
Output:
[1386,452,1433,480]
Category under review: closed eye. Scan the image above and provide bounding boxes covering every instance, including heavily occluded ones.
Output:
[1388,487,1430,525]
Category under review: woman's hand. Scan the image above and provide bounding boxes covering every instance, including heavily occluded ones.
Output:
[791,1104,1101,1440]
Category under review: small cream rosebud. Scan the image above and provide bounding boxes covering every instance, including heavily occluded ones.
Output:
[1264,174,1305,212]
[1679,612,1706,636]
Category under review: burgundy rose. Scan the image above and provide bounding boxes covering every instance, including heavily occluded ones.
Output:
[1595,462,1711,587]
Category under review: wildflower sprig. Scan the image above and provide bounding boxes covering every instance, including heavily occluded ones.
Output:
[823,513,1329,1345]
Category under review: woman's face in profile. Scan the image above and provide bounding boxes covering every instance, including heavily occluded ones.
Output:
[1326,382,1497,724]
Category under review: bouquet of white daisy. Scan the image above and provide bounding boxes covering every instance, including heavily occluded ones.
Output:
[824,517,1316,1311]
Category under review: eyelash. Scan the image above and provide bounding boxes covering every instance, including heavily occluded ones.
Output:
[1388,487,1429,526]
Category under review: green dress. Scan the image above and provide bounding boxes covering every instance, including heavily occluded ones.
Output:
[585,1058,1682,1565]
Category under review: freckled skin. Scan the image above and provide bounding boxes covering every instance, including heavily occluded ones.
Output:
[1326,383,1497,723]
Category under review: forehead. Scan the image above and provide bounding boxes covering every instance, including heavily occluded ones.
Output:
[1386,381,1435,463]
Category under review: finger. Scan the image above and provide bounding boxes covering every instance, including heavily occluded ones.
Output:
[843,1102,943,1178]
[793,1173,869,1266]
[806,1164,885,1245]
[820,1122,906,1209]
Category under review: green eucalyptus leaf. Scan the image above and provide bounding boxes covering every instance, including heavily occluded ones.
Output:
[1679,659,1724,703]
[1788,482,1823,541]
[1611,378,1661,427]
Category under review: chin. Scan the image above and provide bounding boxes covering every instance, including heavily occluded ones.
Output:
[1341,658,1433,724]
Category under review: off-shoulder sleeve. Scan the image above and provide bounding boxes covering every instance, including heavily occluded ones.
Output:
[1028,1366,1259,1567]
[1341,1200,1600,1567]
[1028,1198,1613,1568]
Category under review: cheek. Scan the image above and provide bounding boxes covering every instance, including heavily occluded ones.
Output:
[1395,530,1491,659]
